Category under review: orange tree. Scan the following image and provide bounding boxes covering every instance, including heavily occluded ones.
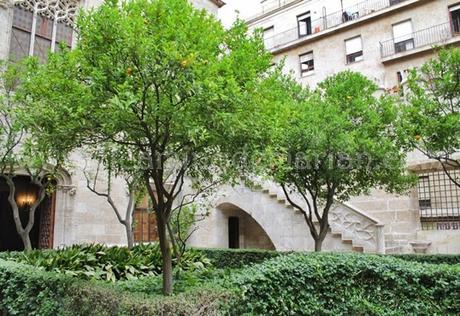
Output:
[19,0,273,294]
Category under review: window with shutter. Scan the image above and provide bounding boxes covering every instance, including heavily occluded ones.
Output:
[299,51,314,76]
[345,36,363,64]
[392,20,414,53]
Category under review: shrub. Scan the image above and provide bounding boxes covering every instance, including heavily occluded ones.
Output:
[392,254,460,265]
[195,248,284,269]
[228,253,460,315]
[0,259,230,316]
[3,243,211,281]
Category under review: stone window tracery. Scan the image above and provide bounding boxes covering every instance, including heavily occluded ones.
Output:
[9,0,78,62]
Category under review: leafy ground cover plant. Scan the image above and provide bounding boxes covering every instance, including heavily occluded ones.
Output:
[4,243,211,281]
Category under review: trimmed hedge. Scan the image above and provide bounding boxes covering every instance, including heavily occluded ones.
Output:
[195,248,460,270]
[228,252,460,315]
[0,259,229,316]
[392,254,460,265]
[194,247,284,269]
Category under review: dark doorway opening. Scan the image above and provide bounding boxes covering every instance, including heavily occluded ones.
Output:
[0,176,55,251]
[451,6,460,33]
[228,216,240,249]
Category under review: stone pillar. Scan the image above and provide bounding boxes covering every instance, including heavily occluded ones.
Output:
[0,0,14,60]
[376,224,385,254]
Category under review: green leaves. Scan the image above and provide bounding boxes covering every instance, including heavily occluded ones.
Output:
[401,47,460,186]
[228,253,460,315]
[4,243,211,282]
[265,70,414,202]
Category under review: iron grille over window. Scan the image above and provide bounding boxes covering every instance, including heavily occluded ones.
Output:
[417,170,460,230]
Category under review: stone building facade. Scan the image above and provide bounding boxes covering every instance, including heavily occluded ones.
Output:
[190,0,460,254]
[0,0,459,254]
[0,0,224,250]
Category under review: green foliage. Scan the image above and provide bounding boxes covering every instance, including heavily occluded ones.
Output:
[259,71,415,249]
[392,254,460,265]
[269,71,414,201]
[0,259,229,316]
[228,253,460,315]
[2,249,460,315]
[18,0,274,293]
[402,47,460,186]
[3,243,211,282]
[195,248,284,269]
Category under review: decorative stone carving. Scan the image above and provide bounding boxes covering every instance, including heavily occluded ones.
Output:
[329,203,378,250]
[410,241,431,254]
[13,0,78,26]
[57,184,76,195]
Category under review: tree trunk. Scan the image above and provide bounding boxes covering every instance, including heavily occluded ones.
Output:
[157,215,173,295]
[19,232,32,251]
[125,220,134,250]
[4,177,33,251]
[314,238,323,252]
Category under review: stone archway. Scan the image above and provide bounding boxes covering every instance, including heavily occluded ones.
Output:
[217,202,275,250]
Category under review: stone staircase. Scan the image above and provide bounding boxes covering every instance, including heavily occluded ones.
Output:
[260,182,386,254]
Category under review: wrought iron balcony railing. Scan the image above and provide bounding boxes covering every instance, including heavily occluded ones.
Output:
[380,22,459,58]
[263,0,409,51]
[246,0,300,23]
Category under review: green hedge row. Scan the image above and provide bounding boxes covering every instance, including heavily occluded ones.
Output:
[0,259,229,316]
[392,254,460,265]
[194,247,284,269]
[228,252,460,315]
[195,247,460,269]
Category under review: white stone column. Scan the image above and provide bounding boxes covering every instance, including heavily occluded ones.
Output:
[376,224,385,254]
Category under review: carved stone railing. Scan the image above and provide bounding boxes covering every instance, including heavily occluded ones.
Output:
[330,200,385,254]
[261,180,386,253]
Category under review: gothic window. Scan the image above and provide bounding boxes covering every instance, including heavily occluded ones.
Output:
[9,0,78,62]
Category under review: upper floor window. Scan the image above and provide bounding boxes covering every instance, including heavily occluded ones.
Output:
[9,0,77,63]
[299,51,314,76]
[297,12,311,38]
[345,36,363,64]
[392,20,414,53]
[263,26,274,39]
[450,4,460,34]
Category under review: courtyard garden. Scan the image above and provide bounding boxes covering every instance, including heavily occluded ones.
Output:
[0,0,459,314]
[0,244,459,315]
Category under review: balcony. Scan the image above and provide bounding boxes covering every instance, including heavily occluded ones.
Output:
[380,22,460,59]
[246,0,301,23]
[263,0,409,52]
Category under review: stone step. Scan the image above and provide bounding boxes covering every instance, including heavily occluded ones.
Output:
[268,191,278,198]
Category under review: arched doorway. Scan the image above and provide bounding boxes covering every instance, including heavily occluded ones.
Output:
[0,176,56,251]
[218,202,275,250]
